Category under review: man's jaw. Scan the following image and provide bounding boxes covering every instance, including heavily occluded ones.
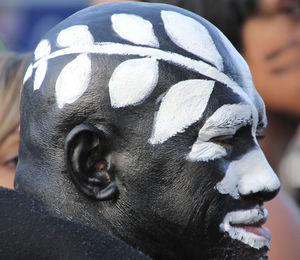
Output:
[220,205,271,249]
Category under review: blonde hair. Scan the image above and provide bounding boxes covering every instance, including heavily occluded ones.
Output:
[0,52,31,145]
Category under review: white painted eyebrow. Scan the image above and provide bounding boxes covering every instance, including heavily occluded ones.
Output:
[198,103,253,141]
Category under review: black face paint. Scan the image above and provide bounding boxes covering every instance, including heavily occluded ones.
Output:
[15,2,279,259]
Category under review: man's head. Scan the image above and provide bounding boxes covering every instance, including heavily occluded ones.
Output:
[15,2,280,259]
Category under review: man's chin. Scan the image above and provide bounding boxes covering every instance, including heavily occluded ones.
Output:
[203,235,269,260]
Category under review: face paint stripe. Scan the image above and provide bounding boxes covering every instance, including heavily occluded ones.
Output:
[32,42,252,106]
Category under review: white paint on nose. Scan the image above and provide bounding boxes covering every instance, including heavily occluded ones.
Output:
[215,149,280,199]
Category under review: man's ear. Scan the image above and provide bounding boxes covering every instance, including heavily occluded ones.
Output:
[64,124,118,201]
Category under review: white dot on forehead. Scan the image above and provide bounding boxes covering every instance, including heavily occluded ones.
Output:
[111,13,159,47]
[161,10,223,70]
[56,54,91,109]
[149,79,215,145]
[34,39,51,60]
[57,25,94,48]
[109,58,159,108]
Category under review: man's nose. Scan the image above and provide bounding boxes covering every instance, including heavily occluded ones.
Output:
[238,148,280,202]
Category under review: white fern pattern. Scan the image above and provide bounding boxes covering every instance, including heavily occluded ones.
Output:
[28,10,255,151]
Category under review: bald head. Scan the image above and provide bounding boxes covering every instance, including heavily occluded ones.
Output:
[16,2,279,259]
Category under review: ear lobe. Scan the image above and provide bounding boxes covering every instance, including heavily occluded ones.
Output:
[65,124,118,201]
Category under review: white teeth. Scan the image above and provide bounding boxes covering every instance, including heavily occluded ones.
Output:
[220,206,270,249]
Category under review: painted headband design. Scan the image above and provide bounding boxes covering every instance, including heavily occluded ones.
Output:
[23,10,256,157]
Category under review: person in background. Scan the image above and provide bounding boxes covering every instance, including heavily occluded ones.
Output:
[0,52,30,189]
[242,0,300,171]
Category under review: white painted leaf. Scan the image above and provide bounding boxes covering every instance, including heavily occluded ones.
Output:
[111,14,159,47]
[57,25,94,47]
[161,10,223,70]
[34,39,51,61]
[187,141,226,162]
[149,79,215,144]
[56,54,91,109]
[34,60,48,91]
[109,58,159,108]
[23,63,33,84]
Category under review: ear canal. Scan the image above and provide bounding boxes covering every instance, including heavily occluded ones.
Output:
[65,124,118,201]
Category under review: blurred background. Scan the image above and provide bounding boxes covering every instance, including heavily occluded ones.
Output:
[0,0,88,52]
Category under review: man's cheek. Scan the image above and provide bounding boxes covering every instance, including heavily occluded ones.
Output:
[184,159,228,197]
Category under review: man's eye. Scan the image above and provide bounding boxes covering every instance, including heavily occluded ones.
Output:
[256,135,266,142]
[3,156,18,168]
[210,135,234,145]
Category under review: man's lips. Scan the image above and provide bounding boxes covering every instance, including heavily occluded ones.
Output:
[231,215,271,241]
[230,210,271,240]
[220,205,271,249]
[240,225,271,241]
